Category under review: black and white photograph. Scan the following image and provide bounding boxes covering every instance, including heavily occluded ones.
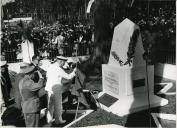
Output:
[0,0,176,127]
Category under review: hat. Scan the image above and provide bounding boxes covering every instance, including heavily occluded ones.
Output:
[21,65,36,74]
[0,55,7,67]
[19,63,30,73]
[20,62,30,68]
[56,56,67,61]
[67,57,79,64]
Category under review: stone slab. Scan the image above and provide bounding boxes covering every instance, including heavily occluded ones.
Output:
[109,18,145,68]
[98,92,168,117]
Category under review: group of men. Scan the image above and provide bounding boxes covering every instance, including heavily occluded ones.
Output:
[1,54,87,127]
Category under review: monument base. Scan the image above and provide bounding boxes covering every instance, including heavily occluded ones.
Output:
[98,92,168,117]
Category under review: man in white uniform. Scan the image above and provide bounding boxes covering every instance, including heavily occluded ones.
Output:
[45,56,77,124]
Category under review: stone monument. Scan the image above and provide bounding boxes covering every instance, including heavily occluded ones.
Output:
[98,18,168,116]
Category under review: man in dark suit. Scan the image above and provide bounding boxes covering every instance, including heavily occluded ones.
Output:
[1,56,12,107]
[3,35,17,62]
[19,64,44,127]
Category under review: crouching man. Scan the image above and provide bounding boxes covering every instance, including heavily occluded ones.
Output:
[19,64,44,127]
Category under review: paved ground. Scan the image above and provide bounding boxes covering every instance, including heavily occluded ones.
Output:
[1,68,176,127]
[73,76,176,127]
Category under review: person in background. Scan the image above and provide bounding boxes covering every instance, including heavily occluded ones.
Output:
[38,31,44,48]
[45,56,77,124]
[19,64,44,127]
[0,56,12,107]
[16,44,23,62]
[57,31,65,55]
[3,34,17,62]
[21,33,34,64]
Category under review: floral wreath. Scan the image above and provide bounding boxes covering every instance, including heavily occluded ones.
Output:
[111,29,140,66]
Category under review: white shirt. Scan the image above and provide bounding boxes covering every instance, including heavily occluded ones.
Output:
[21,40,34,63]
[45,62,76,94]
[57,35,64,47]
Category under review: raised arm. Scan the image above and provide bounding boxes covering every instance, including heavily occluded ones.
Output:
[28,78,44,92]
[59,67,77,80]
[28,71,44,91]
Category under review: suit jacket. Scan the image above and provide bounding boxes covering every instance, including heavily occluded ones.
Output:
[14,73,25,109]
[3,40,17,52]
[1,72,13,102]
[19,75,44,113]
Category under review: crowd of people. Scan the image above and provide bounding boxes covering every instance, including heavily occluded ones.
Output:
[130,3,176,41]
[1,20,94,62]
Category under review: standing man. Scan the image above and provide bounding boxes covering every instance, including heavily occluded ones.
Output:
[3,34,17,62]
[14,63,29,110]
[57,31,65,55]
[45,56,77,124]
[0,56,12,107]
[19,64,44,127]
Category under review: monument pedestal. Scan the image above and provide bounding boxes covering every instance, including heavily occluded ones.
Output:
[98,64,168,116]
[99,19,168,117]
[98,92,168,117]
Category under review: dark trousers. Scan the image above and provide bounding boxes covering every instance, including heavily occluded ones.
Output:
[24,112,40,127]
[1,84,11,106]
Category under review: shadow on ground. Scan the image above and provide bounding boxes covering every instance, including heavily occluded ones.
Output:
[73,76,176,127]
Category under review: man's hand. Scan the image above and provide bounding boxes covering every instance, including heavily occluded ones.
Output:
[73,67,77,73]
[37,71,43,79]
